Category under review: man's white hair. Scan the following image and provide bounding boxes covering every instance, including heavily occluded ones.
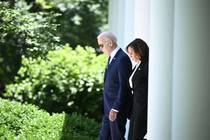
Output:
[97,31,117,43]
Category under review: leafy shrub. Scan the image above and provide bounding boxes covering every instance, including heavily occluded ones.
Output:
[0,1,62,57]
[5,44,106,122]
[0,98,100,140]
[0,1,62,95]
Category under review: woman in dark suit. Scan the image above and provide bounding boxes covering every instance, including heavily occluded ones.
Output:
[126,38,149,140]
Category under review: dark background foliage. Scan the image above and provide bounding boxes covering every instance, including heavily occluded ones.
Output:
[0,0,108,97]
[0,1,108,137]
[0,1,62,95]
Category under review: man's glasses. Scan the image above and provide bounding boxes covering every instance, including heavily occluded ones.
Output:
[99,41,109,48]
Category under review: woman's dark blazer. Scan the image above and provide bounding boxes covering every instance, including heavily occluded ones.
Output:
[130,58,148,120]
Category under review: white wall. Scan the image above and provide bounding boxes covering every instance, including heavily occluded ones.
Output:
[172,0,210,139]
[109,0,150,50]
[148,0,174,139]
[108,0,210,140]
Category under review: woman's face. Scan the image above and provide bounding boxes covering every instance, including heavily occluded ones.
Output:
[127,46,140,63]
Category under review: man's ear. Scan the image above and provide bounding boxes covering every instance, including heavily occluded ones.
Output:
[109,41,113,46]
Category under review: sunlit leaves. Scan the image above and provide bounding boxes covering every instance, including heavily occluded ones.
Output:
[5,44,106,121]
[0,1,62,58]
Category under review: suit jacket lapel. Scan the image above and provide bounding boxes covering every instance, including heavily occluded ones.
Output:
[132,58,148,82]
[132,65,141,81]
[104,49,122,81]
[109,48,122,68]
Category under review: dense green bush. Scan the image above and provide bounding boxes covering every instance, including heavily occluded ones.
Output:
[5,44,106,122]
[0,98,100,140]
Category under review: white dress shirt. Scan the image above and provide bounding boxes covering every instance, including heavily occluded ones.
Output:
[129,62,141,90]
[109,46,120,64]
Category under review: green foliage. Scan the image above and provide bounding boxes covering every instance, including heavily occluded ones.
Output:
[61,113,100,139]
[0,1,62,58]
[0,98,100,140]
[5,44,106,121]
[0,0,108,96]
[0,1,62,94]
[38,0,109,49]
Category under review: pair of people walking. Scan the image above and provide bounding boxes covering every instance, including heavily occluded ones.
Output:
[97,31,149,140]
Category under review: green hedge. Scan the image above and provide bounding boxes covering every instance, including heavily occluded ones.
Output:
[5,45,106,122]
[0,98,100,140]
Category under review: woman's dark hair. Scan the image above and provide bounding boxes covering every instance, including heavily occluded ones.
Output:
[126,38,149,61]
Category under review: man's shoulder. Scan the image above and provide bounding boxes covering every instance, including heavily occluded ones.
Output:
[117,48,129,57]
[117,50,132,66]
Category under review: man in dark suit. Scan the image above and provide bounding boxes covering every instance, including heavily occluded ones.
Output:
[97,31,132,140]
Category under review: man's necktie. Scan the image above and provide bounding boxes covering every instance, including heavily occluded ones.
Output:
[106,56,111,69]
